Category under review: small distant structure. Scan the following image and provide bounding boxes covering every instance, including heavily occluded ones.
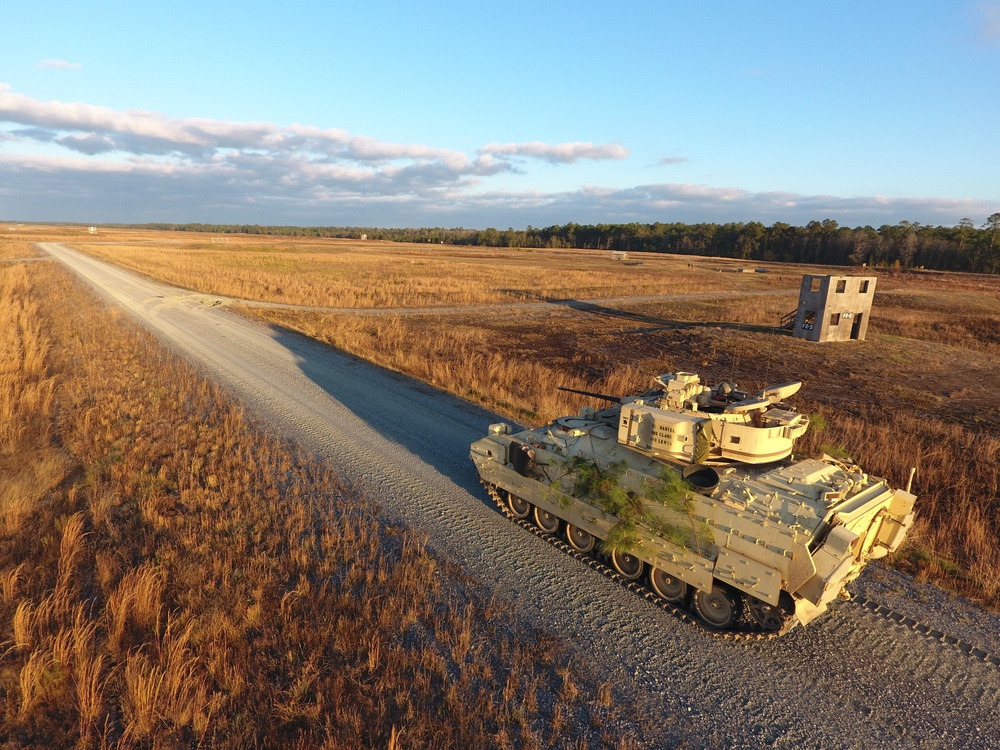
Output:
[361,233,368,240]
[611,250,628,261]
[783,274,876,342]
[88,226,97,234]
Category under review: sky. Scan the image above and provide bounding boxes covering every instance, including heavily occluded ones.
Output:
[1,1,999,229]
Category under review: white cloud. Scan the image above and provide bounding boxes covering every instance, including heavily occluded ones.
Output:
[0,86,540,176]
[974,1,1000,39]
[36,59,82,71]
[0,85,996,228]
[657,156,688,166]
[3,145,993,228]
[478,141,629,164]
[0,88,239,150]
[0,85,623,213]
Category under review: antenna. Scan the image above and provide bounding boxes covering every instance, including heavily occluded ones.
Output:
[730,320,741,385]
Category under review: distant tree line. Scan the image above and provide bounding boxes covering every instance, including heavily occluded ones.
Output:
[111,213,1000,274]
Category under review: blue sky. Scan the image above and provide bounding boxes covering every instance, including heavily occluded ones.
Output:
[1,1,998,229]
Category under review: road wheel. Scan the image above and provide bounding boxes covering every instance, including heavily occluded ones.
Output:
[610,549,645,580]
[649,568,689,603]
[693,585,743,630]
[533,506,560,534]
[747,593,793,631]
[565,524,595,553]
[507,493,530,519]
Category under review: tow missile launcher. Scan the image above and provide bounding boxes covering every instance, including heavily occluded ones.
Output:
[471,372,916,633]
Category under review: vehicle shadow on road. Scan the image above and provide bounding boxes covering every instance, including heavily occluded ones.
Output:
[271,326,514,499]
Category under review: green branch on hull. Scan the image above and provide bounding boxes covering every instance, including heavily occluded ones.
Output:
[566,458,712,557]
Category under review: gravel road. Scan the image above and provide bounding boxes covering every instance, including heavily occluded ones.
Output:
[42,242,1000,749]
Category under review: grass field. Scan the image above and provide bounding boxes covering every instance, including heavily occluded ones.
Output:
[248,286,1000,607]
[7,224,1000,587]
[25,225,795,309]
[29,224,995,610]
[6,224,1000,743]
[0,246,643,748]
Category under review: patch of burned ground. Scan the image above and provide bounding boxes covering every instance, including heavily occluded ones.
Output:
[872,313,1000,357]
[639,328,1000,435]
[876,287,1000,316]
[454,301,1000,435]
[487,308,1000,434]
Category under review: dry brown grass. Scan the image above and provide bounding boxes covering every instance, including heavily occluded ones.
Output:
[251,271,1000,610]
[66,229,791,309]
[26,229,1000,609]
[872,285,1000,356]
[0,260,642,748]
[796,404,1000,603]
[0,262,66,536]
[1,224,149,245]
[0,239,43,260]
[37,225,1000,607]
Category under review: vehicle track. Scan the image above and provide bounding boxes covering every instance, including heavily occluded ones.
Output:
[484,479,1000,662]
[41,242,1000,749]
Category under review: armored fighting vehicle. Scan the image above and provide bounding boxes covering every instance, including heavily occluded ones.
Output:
[471,372,916,634]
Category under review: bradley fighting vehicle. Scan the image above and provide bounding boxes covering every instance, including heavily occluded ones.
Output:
[471,372,916,634]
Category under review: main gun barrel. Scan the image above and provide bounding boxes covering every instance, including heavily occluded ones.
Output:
[557,386,622,404]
